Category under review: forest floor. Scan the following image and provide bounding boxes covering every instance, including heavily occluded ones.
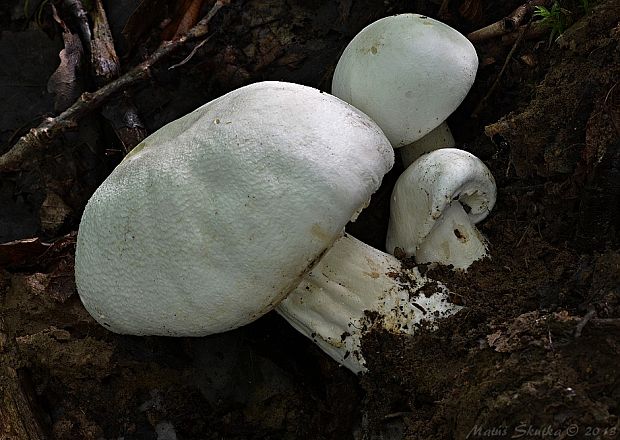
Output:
[1,0,619,439]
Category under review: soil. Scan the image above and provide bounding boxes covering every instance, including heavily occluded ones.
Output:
[1,0,619,439]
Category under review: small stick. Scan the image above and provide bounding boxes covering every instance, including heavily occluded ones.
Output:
[88,0,147,153]
[383,411,411,420]
[467,0,549,42]
[501,21,548,45]
[169,35,212,70]
[590,318,620,328]
[0,0,229,172]
[574,308,597,337]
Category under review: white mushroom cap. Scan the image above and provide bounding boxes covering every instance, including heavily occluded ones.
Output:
[75,81,394,336]
[331,14,478,147]
[386,148,496,269]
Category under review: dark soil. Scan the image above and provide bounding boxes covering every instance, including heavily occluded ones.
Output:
[1,0,619,439]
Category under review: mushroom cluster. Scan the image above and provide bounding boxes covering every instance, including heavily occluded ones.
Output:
[75,15,497,374]
[329,13,497,268]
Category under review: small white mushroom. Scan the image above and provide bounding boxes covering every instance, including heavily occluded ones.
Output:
[75,81,460,373]
[331,14,477,162]
[386,148,497,270]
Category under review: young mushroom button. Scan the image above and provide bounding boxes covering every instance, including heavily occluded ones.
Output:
[331,14,477,163]
[386,148,497,270]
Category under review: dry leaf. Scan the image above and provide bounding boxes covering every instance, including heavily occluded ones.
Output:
[23,258,75,304]
[39,191,72,235]
[122,0,170,53]
[162,0,206,41]
[47,17,84,112]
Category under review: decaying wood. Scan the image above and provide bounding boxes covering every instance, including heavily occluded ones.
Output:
[500,21,548,45]
[89,0,121,82]
[88,0,147,153]
[162,0,208,41]
[61,0,91,46]
[467,0,550,42]
[0,317,47,440]
[0,0,229,172]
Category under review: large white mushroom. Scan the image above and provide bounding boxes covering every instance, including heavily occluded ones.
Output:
[386,148,497,270]
[75,81,461,373]
[331,14,477,164]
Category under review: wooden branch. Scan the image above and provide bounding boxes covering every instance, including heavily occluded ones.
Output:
[88,0,147,153]
[0,0,229,172]
[62,0,92,46]
[89,0,121,83]
[467,0,550,42]
[500,21,548,45]
[574,307,597,337]
[588,318,620,330]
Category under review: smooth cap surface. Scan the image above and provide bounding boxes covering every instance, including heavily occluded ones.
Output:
[75,81,394,336]
[332,14,478,147]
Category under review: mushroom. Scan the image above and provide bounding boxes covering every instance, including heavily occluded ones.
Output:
[386,148,497,270]
[75,81,393,336]
[75,81,460,374]
[331,14,477,164]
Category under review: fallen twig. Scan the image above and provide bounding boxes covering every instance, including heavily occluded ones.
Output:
[467,0,550,42]
[589,318,620,330]
[169,35,212,70]
[0,0,229,172]
[63,0,145,153]
[501,21,548,45]
[574,307,597,337]
[88,0,147,153]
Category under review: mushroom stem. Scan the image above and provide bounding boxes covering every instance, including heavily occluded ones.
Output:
[276,234,461,374]
[415,201,489,269]
[399,121,455,169]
